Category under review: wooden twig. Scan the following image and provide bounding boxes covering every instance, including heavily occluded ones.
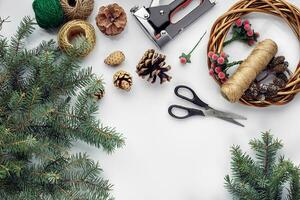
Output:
[0,16,10,37]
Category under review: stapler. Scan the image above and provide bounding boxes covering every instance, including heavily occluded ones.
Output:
[131,0,215,48]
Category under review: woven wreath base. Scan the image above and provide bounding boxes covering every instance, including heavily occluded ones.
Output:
[208,0,300,107]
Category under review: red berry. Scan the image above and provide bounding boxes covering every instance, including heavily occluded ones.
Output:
[244,19,250,25]
[248,40,255,46]
[235,19,242,27]
[244,24,251,31]
[218,72,226,80]
[215,67,222,73]
[221,77,228,83]
[217,57,225,65]
[180,57,187,64]
[247,30,254,37]
[209,69,214,76]
[220,52,227,58]
[212,54,219,60]
[208,51,214,58]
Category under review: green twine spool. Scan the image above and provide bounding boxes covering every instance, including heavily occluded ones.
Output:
[32,0,64,29]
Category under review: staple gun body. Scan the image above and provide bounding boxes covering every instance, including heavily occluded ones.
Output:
[131,0,215,48]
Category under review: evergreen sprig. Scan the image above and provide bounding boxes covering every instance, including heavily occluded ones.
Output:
[0,17,124,199]
[225,131,300,200]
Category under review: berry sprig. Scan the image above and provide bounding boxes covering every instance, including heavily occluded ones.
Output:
[224,18,259,47]
[179,31,207,65]
[208,51,243,83]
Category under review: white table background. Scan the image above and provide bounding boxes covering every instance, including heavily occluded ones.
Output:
[1,0,300,199]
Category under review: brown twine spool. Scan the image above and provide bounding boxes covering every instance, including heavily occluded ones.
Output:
[221,39,278,103]
[58,19,96,57]
[208,0,300,107]
[60,0,94,20]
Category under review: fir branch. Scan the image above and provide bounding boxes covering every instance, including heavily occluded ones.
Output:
[250,131,283,177]
[225,132,300,200]
[287,166,300,200]
[0,16,124,199]
[225,175,260,199]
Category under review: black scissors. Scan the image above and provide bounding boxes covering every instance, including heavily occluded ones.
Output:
[168,85,247,127]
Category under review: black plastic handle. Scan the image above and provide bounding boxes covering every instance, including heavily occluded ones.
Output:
[168,105,205,119]
[174,85,209,109]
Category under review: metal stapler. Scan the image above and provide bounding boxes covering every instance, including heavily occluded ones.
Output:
[131,0,215,48]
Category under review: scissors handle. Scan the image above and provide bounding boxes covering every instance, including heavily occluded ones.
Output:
[168,105,205,119]
[174,85,209,109]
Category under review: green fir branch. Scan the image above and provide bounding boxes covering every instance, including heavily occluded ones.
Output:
[0,16,124,199]
[225,132,300,200]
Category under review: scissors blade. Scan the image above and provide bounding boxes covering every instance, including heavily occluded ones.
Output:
[205,109,247,120]
[216,116,245,127]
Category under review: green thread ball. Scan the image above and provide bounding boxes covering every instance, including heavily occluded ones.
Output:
[32,0,64,29]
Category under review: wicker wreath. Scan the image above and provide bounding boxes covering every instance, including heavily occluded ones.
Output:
[208,0,300,107]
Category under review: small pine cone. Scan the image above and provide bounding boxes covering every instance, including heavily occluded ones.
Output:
[269,56,285,68]
[256,94,266,101]
[276,73,289,83]
[104,51,125,66]
[273,77,287,88]
[259,83,268,94]
[244,83,259,100]
[265,84,279,99]
[271,61,288,73]
[94,88,105,100]
[113,70,132,91]
[136,49,172,84]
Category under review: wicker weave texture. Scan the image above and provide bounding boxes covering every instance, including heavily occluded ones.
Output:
[208,0,300,107]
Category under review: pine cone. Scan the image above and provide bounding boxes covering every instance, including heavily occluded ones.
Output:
[113,70,132,91]
[271,61,289,73]
[136,49,172,84]
[273,77,287,88]
[258,83,268,94]
[104,51,125,66]
[93,79,105,100]
[265,84,279,99]
[276,73,288,83]
[95,3,127,36]
[244,83,259,100]
[94,89,105,100]
[268,56,285,68]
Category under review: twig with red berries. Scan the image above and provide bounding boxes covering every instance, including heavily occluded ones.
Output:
[208,51,243,83]
[179,31,207,65]
[224,18,259,47]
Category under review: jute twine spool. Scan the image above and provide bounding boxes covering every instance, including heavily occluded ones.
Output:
[60,0,94,20]
[221,39,278,103]
[208,0,300,107]
[58,20,96,57]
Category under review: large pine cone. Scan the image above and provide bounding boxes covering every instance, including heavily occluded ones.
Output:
[136,49,172,84]
[95,3,127,36]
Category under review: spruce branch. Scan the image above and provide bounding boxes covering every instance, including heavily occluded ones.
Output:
[0,16,124,199]
[225,131,300,200]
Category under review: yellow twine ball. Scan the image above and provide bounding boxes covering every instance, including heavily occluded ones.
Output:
[60,0,94,20]
[221,39,278,103]
[58,20,96,57]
